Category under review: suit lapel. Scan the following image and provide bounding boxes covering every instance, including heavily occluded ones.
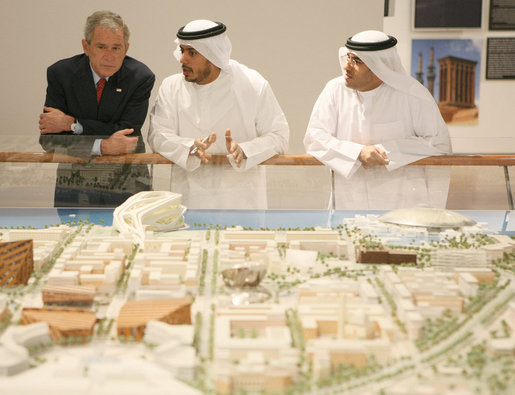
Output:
[71,56,98,118]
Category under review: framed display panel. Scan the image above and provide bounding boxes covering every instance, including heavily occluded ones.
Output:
[412,0,482,30]
[489,0,515,30]
[486,37,515,79]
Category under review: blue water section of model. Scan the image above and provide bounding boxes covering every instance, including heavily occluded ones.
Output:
[0,208,512,236]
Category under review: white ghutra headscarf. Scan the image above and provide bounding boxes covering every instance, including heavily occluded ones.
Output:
[173,19,232,72]
[339,30,433,102]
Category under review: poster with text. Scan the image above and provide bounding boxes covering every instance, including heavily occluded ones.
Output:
[411,39,481,125]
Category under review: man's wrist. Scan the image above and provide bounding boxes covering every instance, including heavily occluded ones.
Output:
[65,115,74,130]
[92,139,103,156]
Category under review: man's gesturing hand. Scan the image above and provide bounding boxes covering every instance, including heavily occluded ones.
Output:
[100,129,139,155]
[358,145,389,169]
[225,129,246,167]
[190,132,216,164]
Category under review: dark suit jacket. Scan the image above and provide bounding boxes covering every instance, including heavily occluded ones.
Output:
[40,53,155,155]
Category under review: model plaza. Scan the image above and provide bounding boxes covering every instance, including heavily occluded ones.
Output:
[0,205,514,393]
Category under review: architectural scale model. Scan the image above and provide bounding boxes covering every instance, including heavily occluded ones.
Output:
[0,204,514,394]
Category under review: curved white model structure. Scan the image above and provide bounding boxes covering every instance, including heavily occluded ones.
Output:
[113,191,187,244]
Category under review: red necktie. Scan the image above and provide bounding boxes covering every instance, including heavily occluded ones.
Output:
[96,78,106,104]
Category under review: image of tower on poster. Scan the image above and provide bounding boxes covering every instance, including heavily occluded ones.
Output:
[411,39,481,125]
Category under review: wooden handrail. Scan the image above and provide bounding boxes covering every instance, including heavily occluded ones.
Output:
[1,152,515,166]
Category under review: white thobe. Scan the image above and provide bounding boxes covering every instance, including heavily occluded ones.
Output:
[148,60,289,209]
[304,77,452,210]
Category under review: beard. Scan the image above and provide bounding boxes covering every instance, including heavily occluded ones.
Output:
[185,63,213,84]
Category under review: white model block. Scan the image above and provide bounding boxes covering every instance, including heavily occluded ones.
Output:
[47,271,79,286]
[0,344,29,376]
[79,265,93,275]
[488,337,515,354]
[104,262,122,284]
[286,229,338,241]
[311,350,331,380]
[405,311,424,340]
[222,230,275,240]
[8,229,68,242]
[285,248,317,268]
[65,260,104,272]
[144,321,194,345]
[151,273,180,286]
[148,261,187,275]
[458,272,479,297]
[184,270,197,287]
[481,243,507,261]
[358,281,379,303]
[10,322,51,348]
[80,274,106,288]
[392,283,412,302]
[396,299,417,321]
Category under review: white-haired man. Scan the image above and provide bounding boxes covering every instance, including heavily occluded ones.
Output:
[148,20,289,209]
[39,10,155,207]
[304,30,452,210]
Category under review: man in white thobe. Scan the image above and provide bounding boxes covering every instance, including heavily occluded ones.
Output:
[304,30,452,210]
[148,20,289,209]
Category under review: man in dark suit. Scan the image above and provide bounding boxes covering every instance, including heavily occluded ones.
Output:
[39,10,155,207]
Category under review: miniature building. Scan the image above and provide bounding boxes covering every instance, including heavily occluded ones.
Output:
[45,234,128,291]
[117,298,191,341]
[10,322,52,349]
[355,246,417,264]
[0,344,29,376]
[7,227,70,243]
[133,236,201,290]
[306,338,391,373]
[0,240,33,287]
[216,370,293,395]
[214,305,299,394]
[223,229,275,240]
[21,307,96,344]
[286,229,339,242]
[41,284,96,306]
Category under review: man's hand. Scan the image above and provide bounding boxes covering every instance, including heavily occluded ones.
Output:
[100,129,139,155]
[225,129,246,168]
[358,145,389,169]
[39,106,75,134]
[190,132,216,164]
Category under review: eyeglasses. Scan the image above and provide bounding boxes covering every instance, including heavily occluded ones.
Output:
[345,55,364,67]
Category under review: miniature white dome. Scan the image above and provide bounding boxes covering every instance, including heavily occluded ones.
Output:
[378,207,476,229]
